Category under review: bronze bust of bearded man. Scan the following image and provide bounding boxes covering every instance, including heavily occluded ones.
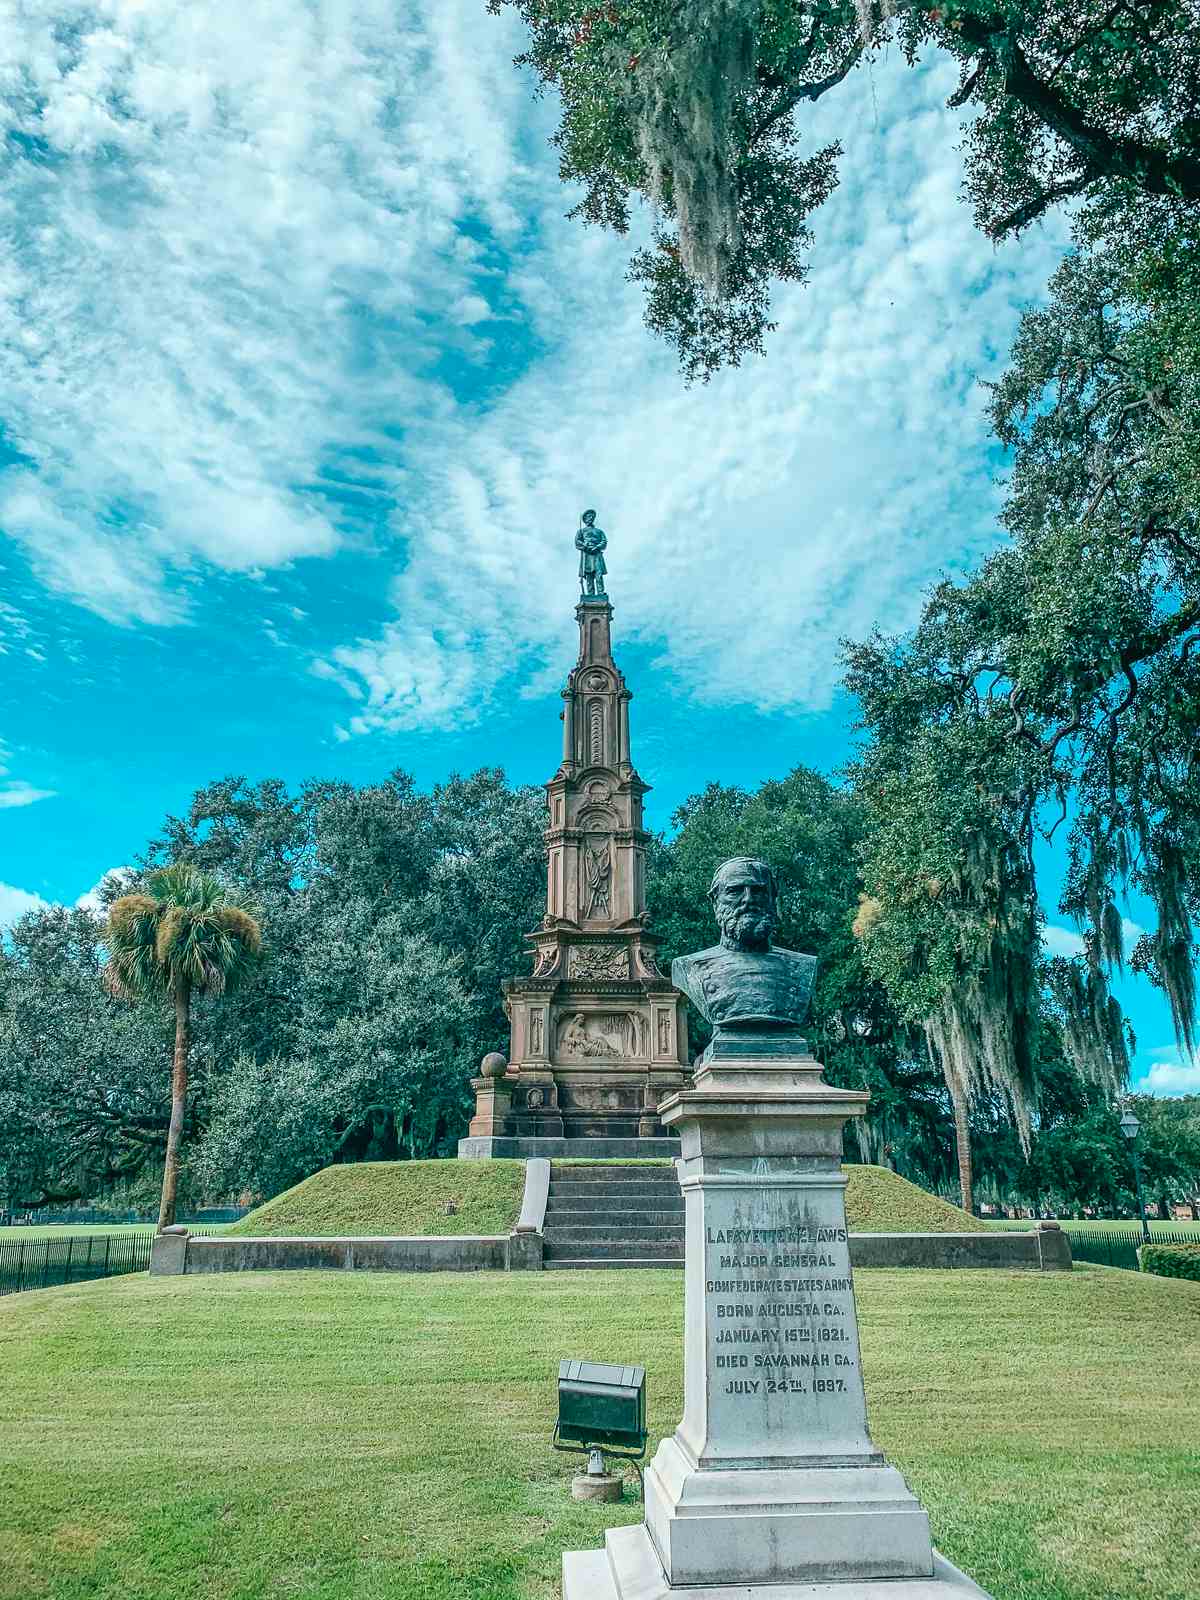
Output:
[671,857,816,1063]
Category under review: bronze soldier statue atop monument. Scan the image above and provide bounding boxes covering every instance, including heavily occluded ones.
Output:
[575,509,608,596]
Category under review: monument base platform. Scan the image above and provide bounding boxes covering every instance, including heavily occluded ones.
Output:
[457,1135,679,1160]
[564,1524,992,1600]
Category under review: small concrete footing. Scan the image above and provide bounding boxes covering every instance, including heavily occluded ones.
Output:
[572,1472,624,1503]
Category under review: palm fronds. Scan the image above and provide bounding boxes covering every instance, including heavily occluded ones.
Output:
[104,864,262,1002]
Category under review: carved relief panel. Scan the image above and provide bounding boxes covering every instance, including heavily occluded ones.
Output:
[556,1009,647,1060]
[528,1007,547,1058]
[568,942,628,980]
[655,1006,674,1059]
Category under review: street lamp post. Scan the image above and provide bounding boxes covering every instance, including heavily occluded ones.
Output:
[1119,1107,1152,1246]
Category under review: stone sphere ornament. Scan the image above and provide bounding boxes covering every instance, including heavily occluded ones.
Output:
[480,1051,508,1079]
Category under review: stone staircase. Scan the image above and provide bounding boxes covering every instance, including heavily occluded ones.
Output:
[542,1163,685,1269]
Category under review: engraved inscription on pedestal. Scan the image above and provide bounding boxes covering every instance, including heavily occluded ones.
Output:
[699,1187,875,1466]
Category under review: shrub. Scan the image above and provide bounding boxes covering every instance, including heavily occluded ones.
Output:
[1140,1243,1200,1282]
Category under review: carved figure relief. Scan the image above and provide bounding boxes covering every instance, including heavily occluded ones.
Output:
[530,1010,544,1055]
[558,1012,620,1058]
[584,838,612,917]
[526,1087,545,1109]
[557,1010,646,1060]
[657,1010,673,1056]
[532,948,558,977]
[569,943,628,980]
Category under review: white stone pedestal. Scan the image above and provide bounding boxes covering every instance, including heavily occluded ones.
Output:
[562,1046,994,1600]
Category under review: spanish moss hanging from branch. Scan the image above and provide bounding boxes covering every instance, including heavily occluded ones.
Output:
[611,0,762,293]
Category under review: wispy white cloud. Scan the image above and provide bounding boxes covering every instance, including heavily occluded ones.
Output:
[1043,919,1146,961]
[2,7,1068,729]
[75,866,135,916]
[0,880,48,928]
[0,865,132,931]
[0,737,54,808]
[317,52,1070,732]
[0,0,540,623]
[1139,1047,1200,1097]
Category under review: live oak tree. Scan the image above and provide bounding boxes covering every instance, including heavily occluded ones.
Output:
[103,865,262,1231]
[0,907,171,1211]
[490,0,1200,380]
[150,769,548,1196]
[846,219,1199,1209]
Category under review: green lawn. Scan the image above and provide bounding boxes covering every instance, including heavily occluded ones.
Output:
[1,1267,1196,1600]
[0,1223,158,1241]
[0,1225,235,1242]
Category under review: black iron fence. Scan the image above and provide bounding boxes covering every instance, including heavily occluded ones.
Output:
[1068,1225,1198,1271]
[0,1228,220,1297]
[0,1232,152,1295]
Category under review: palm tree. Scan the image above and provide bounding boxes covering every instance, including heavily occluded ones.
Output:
[103,864,262,1231]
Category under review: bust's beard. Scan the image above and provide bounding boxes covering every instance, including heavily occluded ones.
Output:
[718,909,775,952]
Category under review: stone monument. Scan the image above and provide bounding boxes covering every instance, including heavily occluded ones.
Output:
[562,857,994,1599]
[459,512,689,1158]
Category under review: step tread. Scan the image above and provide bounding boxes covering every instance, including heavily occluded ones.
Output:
[543,1224,684,1236]
[545,1258,685,1270]
[544,1244,685,1260]
[544,1212,684,1224]
[548,1173,680,1182]
[547,1185,680,1198]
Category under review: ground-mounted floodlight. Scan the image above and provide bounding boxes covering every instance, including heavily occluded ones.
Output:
[1119,1104,1152,1245]
[555,1359,647,1502]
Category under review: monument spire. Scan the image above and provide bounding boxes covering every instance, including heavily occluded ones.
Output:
[459,508,689,1155]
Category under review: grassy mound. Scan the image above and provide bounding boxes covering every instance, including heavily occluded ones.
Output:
[2,1266,1196,1600]
[844,1165,986,1233]
[227,1159,526,1238]
[226,1159,979,1239]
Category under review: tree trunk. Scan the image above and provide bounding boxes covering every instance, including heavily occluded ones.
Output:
[949,1075,973,1216]
[157,982,191,1233]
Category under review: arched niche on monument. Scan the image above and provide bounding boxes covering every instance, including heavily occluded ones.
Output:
[576,804,619,830]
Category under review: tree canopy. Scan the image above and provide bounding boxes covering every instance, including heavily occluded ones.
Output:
[846,216,1198,1157]
[490,0,1200,379]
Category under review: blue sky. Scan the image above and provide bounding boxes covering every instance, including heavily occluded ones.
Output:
[0,3,1193,1095]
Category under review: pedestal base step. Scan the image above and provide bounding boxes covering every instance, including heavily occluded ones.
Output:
[458,1136,680,1159]
[563,1524,992,1600]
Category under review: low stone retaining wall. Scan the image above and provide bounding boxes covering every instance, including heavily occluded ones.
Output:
[151,1231,531,1277]
[151,1219,1069,1277]
[851,1222,1071,1271]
